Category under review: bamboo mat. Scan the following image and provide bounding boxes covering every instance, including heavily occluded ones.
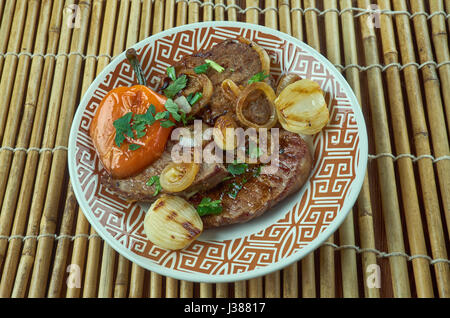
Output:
[0,0,448,299]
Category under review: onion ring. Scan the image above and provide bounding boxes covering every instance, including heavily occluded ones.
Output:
[237,37,271,76]
[235,82,278,129]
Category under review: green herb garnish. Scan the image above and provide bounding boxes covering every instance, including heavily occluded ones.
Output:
[146,175,162,196]
[194,63,209,74]
[227,161,248,176]
[163,74,187,98]
[194,59,225,74]
[113,112,134,147]
[132,105,156,138]
[248,71,269,84]
[188,92,203,106]
[166,66,177,81]
[164,98,181,121]
[205,59,225,73]
[160,120,175,128]
[128,144,141,151]
[196,197,223,216]
[155,111,170,120]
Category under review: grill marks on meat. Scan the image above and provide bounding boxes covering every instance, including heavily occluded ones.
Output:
[189,130,313,229]
[173,39,263,125]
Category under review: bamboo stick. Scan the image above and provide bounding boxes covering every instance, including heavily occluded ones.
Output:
[10,0,75,298]
[47,183,78,297]
[226,0,237,22]
[248,278,263,298]
[278,0,291,35]
[245,0,259,25]
[153,0,165,34]
[188,0,199,23]
[179,280,193,298]
[0,0,41,273]
[0,0,27,209]
[323,0,360,299]
[203,0,213,21]
[82,228,102,297]
[114,256,129,298]
[339,0,379,299]
[200,282,213,298]
[176,0,187,26]
[234,280,246,297]
[429,0,450,137]
[0,1,5,34]
[392,0,450,298]
[357,0,411,298]
[377,0,434,298]
[65,0,104,298]
[164,0,175,31]
[214,0,225,21]
[0,0,16,77]
[139,0,153,41]
[27,1,91,298]
[409,0,450,237]
[290,0,303,41]
[65,209,90,298]
[264,0,277,30]
[216,283,228,298]
[0,0,65,298]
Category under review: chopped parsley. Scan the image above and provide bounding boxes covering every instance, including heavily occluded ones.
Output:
[196,197,223,216]
[194,63,209,74]
[227,161,248,176]
[194,59,225,74]
[164,98,182,121]
[146,175,162,196]
[113,112,134,148]
[248,146,262,159]
[186,92,203,105]
[166,66,177,81]
[128,144,141,151]
[205,59,225,73]
[248,71,269,84]
[160,120,175,128]
[163,74,187,98]
[132,105,156,138]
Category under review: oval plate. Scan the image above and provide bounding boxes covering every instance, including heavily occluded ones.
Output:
[68,22,368,283]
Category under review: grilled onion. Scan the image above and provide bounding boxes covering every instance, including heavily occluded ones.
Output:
[179,69,213,115]
[159,162,199,192]
[221,79,242,100]
[237,37,271,76]
[144,195,203,250]
[275,79,329,135]
[213,114,238,150]
[236,82,278,129]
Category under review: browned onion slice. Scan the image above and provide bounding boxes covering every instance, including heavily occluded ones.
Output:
[235,82,278,129]
[276,73,302,96]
